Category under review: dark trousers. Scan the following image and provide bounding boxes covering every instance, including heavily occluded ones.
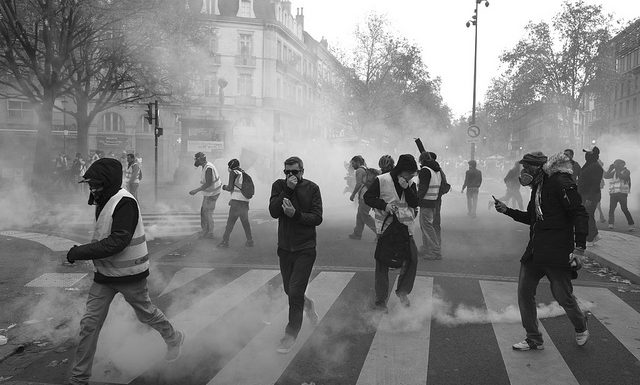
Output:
[517,263,587,346]
[222,200,252,242]
[584,198,600,241]
[278,247,316,338]
[466,187,479,217]
[375,237,418,305]
[353,199,376,237]
[434,199,442,246]
[609,193,635,226]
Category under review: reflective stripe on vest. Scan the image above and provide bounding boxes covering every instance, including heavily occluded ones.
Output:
[373,173,416,235]
[421,166,442,200]
[125,163,140,184]
[201,162,222,196]
[91,189,149,277]
[609,178,630,194]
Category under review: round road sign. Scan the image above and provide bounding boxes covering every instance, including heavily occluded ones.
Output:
[467,125,480,138]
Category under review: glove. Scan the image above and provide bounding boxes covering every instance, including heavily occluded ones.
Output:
[66,245,79,264]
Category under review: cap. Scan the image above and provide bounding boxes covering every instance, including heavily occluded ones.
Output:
[519,151,548,166]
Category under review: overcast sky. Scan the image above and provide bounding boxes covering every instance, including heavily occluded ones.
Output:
[296,0,640,118]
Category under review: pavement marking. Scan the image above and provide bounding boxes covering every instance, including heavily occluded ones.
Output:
[207,271,355,385]
[575,285,640,360]
[356,276,433,385]
[159,267,214,296]
[25,273,87,288]
[91,269,280,384]
[0,230,77,252]
[479,280,579,385]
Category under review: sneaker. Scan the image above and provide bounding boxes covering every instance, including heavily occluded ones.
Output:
[608,224,614,229]
[165,330,185,362]
[576,312,590,346]
[586,234,601,247]
[348,233,362,240]
[245,239,254,247]
[276,335,296,354]
[629,226,636,232]
[372,302,388,314]
[397,293,410,308]
[217,241,229,248]
[304,297,319,326]
[512,339,544,351]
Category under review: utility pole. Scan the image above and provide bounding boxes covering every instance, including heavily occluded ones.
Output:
[467,0,489,161]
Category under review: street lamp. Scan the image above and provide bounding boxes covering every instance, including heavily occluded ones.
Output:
[62,98,68,154]
[466,0,489,161]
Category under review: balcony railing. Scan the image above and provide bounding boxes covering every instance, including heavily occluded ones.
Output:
[235,95,256,106]
[235,55,256,67]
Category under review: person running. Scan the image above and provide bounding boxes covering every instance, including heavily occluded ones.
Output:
[269,156,322,354]
[66,158,184,385]
[218,158,254,248]
[493,151,589,351]
[604,159,636,232]
[364,154,419,312]
[461,160,482,218]
[189,152,222,238]
[348,155,377,240]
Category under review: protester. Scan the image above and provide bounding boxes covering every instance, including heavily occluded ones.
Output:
[417,152,443,260]
[494,151,589,351]
[426,152,450,258]
[189,152,222,238]
[268,156,322,354]
[348,155,377,240]
[461,160,482,218]
[123,153,141,199]
[578,147,603,246]
[218,158,254,248]
[66,158,184,385]
[604,159,636,232]
[494,161,523,210]
[564,149,582,182]
[596,159,606,223]
[364,154,419,311]
[378,154,395,174]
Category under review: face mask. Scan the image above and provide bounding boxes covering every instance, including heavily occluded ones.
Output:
[519,168,537,186]
[194,159,202,167]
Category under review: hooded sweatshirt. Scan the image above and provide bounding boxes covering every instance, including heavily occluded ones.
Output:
[67,158,146,283]
[578,152,604,201]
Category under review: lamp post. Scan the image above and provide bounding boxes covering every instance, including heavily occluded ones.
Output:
[62,98,68,154]
[466,0,489,161]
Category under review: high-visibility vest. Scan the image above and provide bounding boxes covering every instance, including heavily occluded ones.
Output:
[609,175,631,194]
[125,162,140,184]
[91,189,149,277]
[420,166,442,200]
[201,162,222,196]
[373,172,416,235]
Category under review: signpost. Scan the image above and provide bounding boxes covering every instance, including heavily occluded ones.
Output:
[467,124,480,160]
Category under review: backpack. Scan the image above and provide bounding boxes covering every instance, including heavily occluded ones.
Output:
[362,167,381,189]
[374,215,411,269]
[439,170,451,197]
[238,171,255,199]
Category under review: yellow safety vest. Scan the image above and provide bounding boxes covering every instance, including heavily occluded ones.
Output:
[91,189,149,277]
[125,162,140,184]
[201,161,222,196]
[420,166,442,201]
[373,173,416,235]
[609,176,631,194]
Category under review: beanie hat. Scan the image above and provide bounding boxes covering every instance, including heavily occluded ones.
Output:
[228,158,240,169]
[613,159,626,167]
[394,154,418,173]
[519,151,548,166]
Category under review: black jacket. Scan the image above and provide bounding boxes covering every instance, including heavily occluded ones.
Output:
[578,160,603,201]
[67,158,147,284]
[269,178,323,252]
[505,170,588,268]
[363,170,419,210]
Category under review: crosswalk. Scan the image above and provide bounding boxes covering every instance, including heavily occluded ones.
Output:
[22,266,637,385]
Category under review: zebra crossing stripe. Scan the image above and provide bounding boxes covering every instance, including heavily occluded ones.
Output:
[0,230,77,252]
[159,267,214,296]
[91,269,280,384]
[207,271,355,385]
[479,281,579,385]
[356,276,433,385]
[575,286,640,360]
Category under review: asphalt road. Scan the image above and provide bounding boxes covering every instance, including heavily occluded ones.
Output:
[1,192,639,385]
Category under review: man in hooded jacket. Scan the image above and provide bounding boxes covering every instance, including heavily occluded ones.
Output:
[578,147,604,245]
[494,151,589,351]
[66,158,184,385]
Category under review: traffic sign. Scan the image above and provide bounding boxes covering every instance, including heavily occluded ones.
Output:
[467,125,480,138]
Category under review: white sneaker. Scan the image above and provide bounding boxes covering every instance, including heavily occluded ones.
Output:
[276,335,296,354]
[608,224,614,229]
[512,339,544,351]
[304,297,319,326]
[576,329,590,346]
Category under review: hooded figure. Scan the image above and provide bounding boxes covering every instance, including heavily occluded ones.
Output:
[494,151,589,351]
[578,147,604,244]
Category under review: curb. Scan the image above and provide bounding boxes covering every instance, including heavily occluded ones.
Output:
[586,250,640,285]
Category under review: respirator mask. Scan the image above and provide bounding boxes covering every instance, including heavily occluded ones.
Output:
[519,167,539,187]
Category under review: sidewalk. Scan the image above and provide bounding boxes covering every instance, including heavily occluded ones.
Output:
[586,230,640,284]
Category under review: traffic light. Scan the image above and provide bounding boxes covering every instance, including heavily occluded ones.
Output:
[155,127,163,138]
[145,103,153,124]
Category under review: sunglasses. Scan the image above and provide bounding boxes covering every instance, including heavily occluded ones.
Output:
[283,169,301,175]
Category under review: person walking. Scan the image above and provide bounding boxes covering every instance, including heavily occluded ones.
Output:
[189,152,222,238]
[123,153,141,199]
[269,156,322,354]
[564,149,582,182]
[218,159,254,248]
[426,152,450,259]
[417,152,443,260]
[66,158,184,385]
[495,161,523,210]
[493,151,589,351]
[462,160,482,218]
[348,155,377,240]
[578,147,604,246]
[378,154,395,174]
[604,159,636,232]
[364,154,419,311]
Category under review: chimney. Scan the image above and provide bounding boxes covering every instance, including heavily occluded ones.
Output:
[320,36,328,49]
[296,7,304,30]
[282,0,291,14]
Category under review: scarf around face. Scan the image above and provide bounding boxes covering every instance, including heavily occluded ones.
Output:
[532,171,545,221]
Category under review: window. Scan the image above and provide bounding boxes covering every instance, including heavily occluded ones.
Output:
[7,100,33,120]
[204,75,217,97]
[101,112,125,132]
[239,33,252,56]
[209,32,218,56]
[239,0,252,17]
[277,40,282,61]
[276,78,281,98]
[238,74,253,96]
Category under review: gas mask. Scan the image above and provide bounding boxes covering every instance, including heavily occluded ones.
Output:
[519,167,540,186]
